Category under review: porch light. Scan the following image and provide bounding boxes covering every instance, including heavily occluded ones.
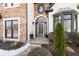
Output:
[32,22,35,25]
[0,14,2,19]
[77,5,79,9]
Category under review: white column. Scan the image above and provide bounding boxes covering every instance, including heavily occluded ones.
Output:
[27,3,34,43]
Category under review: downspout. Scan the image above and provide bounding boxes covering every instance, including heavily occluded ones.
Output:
[26,3,28,43]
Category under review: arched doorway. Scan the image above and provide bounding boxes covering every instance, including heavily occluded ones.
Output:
[35,16,47,37]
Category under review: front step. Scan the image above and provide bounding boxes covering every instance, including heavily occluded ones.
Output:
[30,37,49,44]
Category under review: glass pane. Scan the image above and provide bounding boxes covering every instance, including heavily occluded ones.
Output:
[39,23,43,36]
[64,15,71,20]
[64,20,71,32]
[6,21,12,38]
[13,21,18,39]
[6,21,11,29]
[7,30,12,37]
[36,16,46,22]
[55,16,61,21]
[55,21,61,29]
[44,23,47,34]
[5,3,8,7]
[74,20,76,32]
[11,3,14,6]
[74,15,77,32]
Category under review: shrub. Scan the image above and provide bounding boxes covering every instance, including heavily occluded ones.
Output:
[54,23,66,56]
[48,32,53,42]
[27,47,52,56]
[71,32,79,46]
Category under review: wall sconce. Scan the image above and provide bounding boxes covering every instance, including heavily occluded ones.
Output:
[0,14,2,19]
[77,5,79,9]
[32,22,35,25]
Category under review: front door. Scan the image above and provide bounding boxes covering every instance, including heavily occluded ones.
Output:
[37,23,44,37]
[35,16,47,37]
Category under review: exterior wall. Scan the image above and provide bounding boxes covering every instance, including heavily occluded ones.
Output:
[27,3,34,43]
[48,3,79,32]
[0,3,4,40]
[27,3,49,42]
[0,3,27,42]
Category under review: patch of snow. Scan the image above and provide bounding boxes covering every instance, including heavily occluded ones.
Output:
[66,46,75,53]
[0,44,30,56]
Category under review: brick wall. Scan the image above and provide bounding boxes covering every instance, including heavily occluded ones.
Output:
[34,3,48,19]
[0,3,27,42]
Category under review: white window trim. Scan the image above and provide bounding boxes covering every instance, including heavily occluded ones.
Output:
[4,3,19,9]
[3,17,20,42]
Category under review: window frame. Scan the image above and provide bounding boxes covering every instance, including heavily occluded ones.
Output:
[5,20,18,39]
[3,17,20,41]
[53,13,77,32]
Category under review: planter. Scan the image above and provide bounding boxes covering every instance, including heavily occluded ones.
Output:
[30,34,34,39]
[45,34,48,38]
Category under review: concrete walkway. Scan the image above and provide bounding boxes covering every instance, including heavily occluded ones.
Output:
[30,37,49,44]
[17,37,49,56]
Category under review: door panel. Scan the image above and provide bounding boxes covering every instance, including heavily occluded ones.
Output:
[36,23,47,37]
[39,23,43,37]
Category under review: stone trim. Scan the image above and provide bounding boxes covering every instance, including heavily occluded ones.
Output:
[3,17,20,41]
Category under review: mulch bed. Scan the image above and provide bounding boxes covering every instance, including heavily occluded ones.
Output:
[0,40,24,50]
[41,42,79,56]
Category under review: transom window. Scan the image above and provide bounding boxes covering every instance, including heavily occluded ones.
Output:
[64,15,71,20]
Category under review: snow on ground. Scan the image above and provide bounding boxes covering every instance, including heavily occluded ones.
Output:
[66,46,75,53]
[0,44,30,56]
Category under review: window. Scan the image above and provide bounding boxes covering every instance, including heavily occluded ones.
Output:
[37,4,44,14]
[54,16,61,28]
[64,15,71,20]
[53,8,78,32]
[64,20,71,32]
[4,3,19,8]
[74,15,77,32]
[5,20,18,39]
[64,15,71,32]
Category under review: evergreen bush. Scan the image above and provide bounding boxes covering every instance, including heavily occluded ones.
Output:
[54,22,66,56]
